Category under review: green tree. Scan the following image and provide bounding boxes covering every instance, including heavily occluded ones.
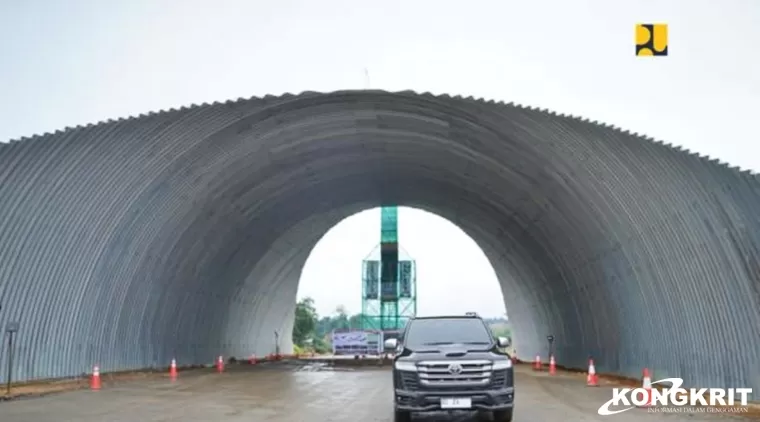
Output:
[348,313,362,329]
[488,319,511,337]
[316,316,333,338]
[332,305,350,330]
[301,300,367,353]
[490,325,512,339]
[293,297,318,347]
[312,335,331,354]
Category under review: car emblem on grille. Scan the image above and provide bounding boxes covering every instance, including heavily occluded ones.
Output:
[448,363,463,374]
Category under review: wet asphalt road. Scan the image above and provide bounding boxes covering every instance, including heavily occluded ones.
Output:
[0,363,754,421]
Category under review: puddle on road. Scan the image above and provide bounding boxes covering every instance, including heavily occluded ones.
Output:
[293,362,355,372]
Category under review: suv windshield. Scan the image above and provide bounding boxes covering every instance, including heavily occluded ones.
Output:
[403,318,493,349]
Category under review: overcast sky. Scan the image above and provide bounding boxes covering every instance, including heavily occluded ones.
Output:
[1,0,758,318]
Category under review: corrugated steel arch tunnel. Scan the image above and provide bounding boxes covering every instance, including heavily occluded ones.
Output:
[0,90,758,393]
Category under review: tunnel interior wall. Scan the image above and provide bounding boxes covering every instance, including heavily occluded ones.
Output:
[0,91,757,397]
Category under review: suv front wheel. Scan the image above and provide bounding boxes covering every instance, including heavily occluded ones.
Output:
[394,409,411,422]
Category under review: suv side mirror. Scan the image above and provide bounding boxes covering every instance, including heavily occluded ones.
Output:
[497,336,510,348]
[384,338,398,351]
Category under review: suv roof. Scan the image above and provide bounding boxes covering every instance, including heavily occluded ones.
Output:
[410,314,482,320]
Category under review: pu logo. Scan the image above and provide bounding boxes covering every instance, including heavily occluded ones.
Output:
[635,23,668,56]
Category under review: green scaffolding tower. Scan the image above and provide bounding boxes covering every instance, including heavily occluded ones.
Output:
[361,207,417,331]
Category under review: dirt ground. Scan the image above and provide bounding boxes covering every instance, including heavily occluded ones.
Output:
[0,362,756,421]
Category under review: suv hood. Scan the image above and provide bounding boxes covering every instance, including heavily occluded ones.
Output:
[404,343,502,359]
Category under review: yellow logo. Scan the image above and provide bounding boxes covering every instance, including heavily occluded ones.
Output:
[636,23,668,56]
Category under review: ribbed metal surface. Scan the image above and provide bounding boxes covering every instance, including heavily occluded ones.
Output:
[0,91,758,397]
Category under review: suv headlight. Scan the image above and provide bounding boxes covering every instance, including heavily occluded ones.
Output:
[492,360,513,370]
[395,361,418,372]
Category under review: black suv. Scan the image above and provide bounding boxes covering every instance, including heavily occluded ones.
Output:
[386,314,515,422]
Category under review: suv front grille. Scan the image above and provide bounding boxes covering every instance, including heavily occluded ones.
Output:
[417,360,492,387]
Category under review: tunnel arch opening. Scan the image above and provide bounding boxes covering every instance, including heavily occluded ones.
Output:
[0,91,756,395]
[294,206,508,342]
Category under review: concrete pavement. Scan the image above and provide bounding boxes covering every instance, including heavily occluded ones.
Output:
[0,363,754,421]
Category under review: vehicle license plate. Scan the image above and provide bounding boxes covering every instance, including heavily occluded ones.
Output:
[440,397,472,409]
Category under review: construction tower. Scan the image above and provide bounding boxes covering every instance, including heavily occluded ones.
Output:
[361,207,417,331]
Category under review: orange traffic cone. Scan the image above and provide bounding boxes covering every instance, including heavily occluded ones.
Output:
[216,356,224,373]
[639,368,653,407]
[586,359,599,386]
[90,365,101,390]
[533,354,541,371]
[169,358,178,381]
[549,355,557,375]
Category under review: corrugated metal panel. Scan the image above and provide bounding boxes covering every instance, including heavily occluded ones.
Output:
[0,91,757,398]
